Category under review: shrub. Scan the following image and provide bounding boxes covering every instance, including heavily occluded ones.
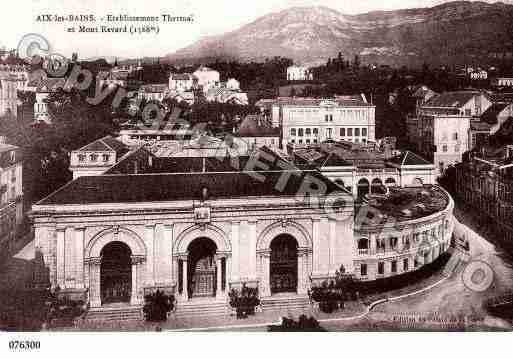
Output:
[143,290,175,322]
[268,315,326,332]
[45,288,86,327]
[228,284,260,319]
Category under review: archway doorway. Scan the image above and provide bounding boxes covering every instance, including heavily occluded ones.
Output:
[187,237,217,298]
[270,234,298,294]
[100,241,132,304]
[371,178,384,194]
[357,178,370,199]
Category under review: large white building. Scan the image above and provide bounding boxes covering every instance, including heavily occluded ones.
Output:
[266,95,376,147]
[31,141,454,316]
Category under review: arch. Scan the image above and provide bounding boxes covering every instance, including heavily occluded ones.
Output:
[174,224,230,254]
[270,234,298,294]
[357,178,370,198]
[371,178,385,194]
[257,220,312,251]
[412,177,424,187]
[100,241,132,304]
[86,226,146,259]
[385,177,397,187]
[357,237,369,249]
[187,237,218,298]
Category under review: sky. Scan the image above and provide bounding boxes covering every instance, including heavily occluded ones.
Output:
[0,0,511,59]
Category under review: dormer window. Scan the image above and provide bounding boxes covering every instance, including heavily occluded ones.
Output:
[90,154,98,162]
[102,154,110,162]
[9,151,15,162]
[78,154,86,162]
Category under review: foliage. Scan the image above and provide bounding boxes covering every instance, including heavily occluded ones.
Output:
[309,265,359,313]
[268,315,326,332]
[143,290,175,322]
[45,287,86,326]
[228,284,260,319]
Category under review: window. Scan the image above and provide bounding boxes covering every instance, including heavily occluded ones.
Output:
[305,128,311,136]
[291,139,295,144]
[403,258,409,271]
[90,154,98,162]
[298,139,303,144]
[298,128,304,137]
[362,128,367,137]
[442,144,448,152]
[325,114,329,122]
[306,139,310,144]
[378,262,384,275]
[453,132,458,140]
[414,259,419,268]
[102,154,110,162]
[78,154,86,162]
[465,109,471,116]
[290,128,296,136]
[347,128,353,137]
[390,237,398,249]
[340,128,346,137]
[377,238,385,251]
[355,128,360,137]
[329,114,333,122]
[313,139,317,144]
[360,264,367,276]
[313,128,318,136]
[326,128,332,138]
[391,260,397,273]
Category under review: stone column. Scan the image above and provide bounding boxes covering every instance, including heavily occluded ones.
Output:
[87,257,102,308]
[130,255,145,305]
[312,219,320,276]
[75,227,85,289]
[216,256,223,299]
[329,219,337,275]
[297,249,304,294]
[260,250,271,297]
[163,224,174,287]
[56,228,65,288]
[145,224,155,287]
[248,220,257,281]
[231,221,240,283]
[181,257,188,301]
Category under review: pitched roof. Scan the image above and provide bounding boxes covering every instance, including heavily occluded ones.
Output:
[267,96,372,108]
[423,91,483,108]
[75,136,128,156]
[237,115,280,137]
[480,103,511,125]
[389,150,432,166]
[36,170,343,205]
[170,73,195,80]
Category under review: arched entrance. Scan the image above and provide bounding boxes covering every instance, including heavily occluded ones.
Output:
[270,234,298,294]
[357,178,370,199]
[100,241,132,304]
[371,178,384,194]
[187,237,217,298]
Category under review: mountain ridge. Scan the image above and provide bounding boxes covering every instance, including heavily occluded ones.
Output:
[164,1,513,67]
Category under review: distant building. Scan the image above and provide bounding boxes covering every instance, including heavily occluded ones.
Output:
[69,136,129,179]
[267,95,375,147]
[453,145,513,242]
[236,115,280,151]
[193,66,220,93]
[492,77,513,88]
[416,91,492,173]
[226,78,240,90]
[286,65,313,81]
[137,84,168,102]
[0,64,30,117]
[0,142,23,259]
[205,88,248,105]
[469,70,488,80]
[31,78,66,124]
[168,73,197,92]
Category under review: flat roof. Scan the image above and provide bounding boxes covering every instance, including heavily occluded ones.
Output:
[359,185,449,225]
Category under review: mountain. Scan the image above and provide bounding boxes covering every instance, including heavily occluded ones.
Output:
[164,1,513,67]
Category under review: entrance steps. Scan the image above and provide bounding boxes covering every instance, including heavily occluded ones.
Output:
[260,294,311,311]
[85,304,143,321]
[173,299,229,319]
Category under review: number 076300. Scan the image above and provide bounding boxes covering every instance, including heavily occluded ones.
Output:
[8,340,40,350]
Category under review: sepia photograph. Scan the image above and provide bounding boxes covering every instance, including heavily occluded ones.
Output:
[1,0,513,355]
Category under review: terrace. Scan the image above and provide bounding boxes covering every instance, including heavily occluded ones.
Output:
[357,185,449,226]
